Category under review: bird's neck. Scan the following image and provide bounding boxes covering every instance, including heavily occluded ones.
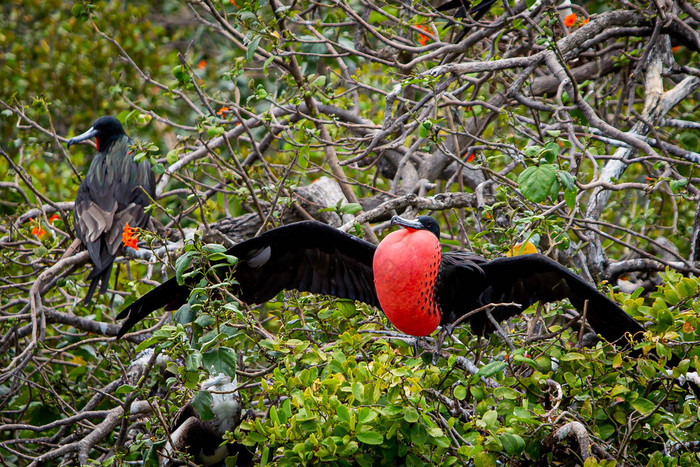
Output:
[97,133,126,155]
[373,229,442,336]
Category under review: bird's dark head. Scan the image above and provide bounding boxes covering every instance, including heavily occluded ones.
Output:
[67,116,126,152]
[390,215,440,239]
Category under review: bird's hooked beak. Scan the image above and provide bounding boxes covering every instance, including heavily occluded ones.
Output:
[390,215,424,231]
[66,126,98,148]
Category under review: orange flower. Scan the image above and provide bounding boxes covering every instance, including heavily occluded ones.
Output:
[122,222,139,250]
[31,219,46,239]
[564,13,577,28]
[582,17,589,25]
[49,214,60,224]
[217,106,230,116]
[197,59,207,70]
[466,151,475,163]
[230,0,237,5]
[416,24,432,47]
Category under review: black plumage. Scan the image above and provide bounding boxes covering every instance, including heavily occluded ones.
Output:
[436,0,498,43]
[68,116,155,304]
[437,0,497,22]
[117,222,377,337]
[116,218,644,350]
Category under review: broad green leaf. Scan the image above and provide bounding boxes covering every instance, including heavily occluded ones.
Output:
[500,433,525,455]
[336,404,350,422]
[454,385,467,400]
[357,430,383,445]
[403,406,419,423]
[340,203,362,215]
[202,347,237,374]
[518,164,557,203]
[631,397,655,415]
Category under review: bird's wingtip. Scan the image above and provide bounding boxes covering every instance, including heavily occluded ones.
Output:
[115,310,134,339]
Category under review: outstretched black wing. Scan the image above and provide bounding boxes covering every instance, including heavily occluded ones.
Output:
[116,221,378,338]
[74,136,155,304]
[438,252,644,345]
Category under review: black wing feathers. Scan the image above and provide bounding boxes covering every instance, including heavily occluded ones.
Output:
[117,222,377,337]
[228,222,377,306]
[439,253,644,345]
[118,222,643,350]
[437,0,497,21]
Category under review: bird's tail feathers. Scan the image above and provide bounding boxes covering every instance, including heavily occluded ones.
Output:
[83,277,100,306]
[83,263,113,305]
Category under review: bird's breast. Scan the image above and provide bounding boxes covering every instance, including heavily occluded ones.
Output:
[373,229,442,336]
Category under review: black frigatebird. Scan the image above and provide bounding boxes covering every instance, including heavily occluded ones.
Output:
[116,215,645,350]
[68,116,156,304]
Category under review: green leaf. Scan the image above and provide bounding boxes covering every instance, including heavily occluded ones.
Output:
[657,308,674,330]
[247,35,262,62]
[352,382,363,401]
[340,203,362,215]
[175,251,196,285]
[476,361,507,378]
[116,384,135,395]
[207,125,225,138]
[560,352,585,361]
[403,406,419,423]
[500,433,525,455]
[263,55,276,74]
[518,164,557,203]
[564,189,576,210]
[165,149,179,165]
[336,404,351,423]
[631,397,655,415]
[557,170,575,191]
[298,154,309,169]
[410,423,427,444]
[357,430,383,445]
[185,350,203,371]
[311,75,327,87]
[173,303,195,325]
[192,390,214,420]
[202,243,227,254]
[542,141,559,163]
[202,347,237,374]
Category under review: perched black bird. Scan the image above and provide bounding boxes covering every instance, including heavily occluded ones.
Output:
[67,116,155,304]
[117,216,645,352]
